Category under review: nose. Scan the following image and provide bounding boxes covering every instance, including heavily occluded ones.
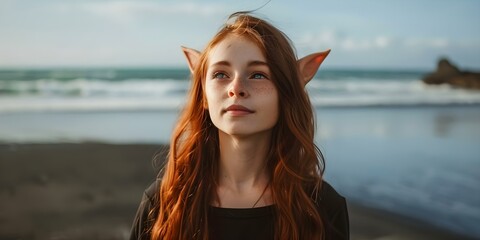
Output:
[228,77,249,98]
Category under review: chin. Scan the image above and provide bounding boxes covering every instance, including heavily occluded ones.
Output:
[220,127,274,138]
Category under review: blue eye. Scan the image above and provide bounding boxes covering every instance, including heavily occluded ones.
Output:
[251,73,267,79]
[213,72,228,79]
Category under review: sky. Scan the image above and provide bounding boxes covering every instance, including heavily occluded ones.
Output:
[0,0,479,70]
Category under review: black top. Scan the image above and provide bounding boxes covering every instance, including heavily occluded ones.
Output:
[130,180,349,240]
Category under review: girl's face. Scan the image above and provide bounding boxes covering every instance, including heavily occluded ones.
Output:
[205,35,279,137]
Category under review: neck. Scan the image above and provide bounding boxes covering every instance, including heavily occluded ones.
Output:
[217,130,271,190]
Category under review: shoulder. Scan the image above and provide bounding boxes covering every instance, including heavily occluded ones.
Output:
[315,181,350,240]
[130,179,161,240]
[144,178,161,201]
[318,181,346,211]
[139,179,161,213]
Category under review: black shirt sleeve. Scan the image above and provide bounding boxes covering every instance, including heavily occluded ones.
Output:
[130,180,159,240]
[317,181,350,240]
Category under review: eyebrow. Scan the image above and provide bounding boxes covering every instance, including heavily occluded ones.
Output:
[248,61,269,67]
[210,60,269,68]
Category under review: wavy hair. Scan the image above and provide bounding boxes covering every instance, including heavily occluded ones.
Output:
[150,12,325,240]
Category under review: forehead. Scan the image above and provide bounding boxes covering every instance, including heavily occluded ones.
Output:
[207,35,266,64]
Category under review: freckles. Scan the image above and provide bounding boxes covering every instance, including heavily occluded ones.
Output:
[250,81,277,95]
[252,86,276,95]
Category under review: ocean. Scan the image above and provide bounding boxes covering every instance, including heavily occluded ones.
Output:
[0,68,479,237]
[1,68,480,112]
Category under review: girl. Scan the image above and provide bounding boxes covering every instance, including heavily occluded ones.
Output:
[130,12,349,240]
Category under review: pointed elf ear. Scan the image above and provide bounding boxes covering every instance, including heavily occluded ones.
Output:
[297,49,331,85]
[181,46,201,74]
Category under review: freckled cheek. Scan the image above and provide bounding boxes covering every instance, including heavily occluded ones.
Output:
[251,87,276,95]
[251,82,277,95]
[252,83,279,115]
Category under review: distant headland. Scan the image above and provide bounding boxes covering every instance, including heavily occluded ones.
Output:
[423,59,480,90]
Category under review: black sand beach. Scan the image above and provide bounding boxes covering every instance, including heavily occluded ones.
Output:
[0,143,472,239]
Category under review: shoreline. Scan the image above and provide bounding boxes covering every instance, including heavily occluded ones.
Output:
[0,142,474,239]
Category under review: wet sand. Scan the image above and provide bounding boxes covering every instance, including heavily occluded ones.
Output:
[0,143,472,239]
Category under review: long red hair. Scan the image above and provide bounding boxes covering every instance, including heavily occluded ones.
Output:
[150,12,325,240]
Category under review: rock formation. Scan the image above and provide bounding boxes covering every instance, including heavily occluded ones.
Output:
[422,59,480,90]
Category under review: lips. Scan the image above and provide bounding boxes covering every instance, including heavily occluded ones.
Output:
[224,104,254,114]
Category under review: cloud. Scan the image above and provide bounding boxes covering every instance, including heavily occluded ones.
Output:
[374,36,391,49]
[82,1,223,20]
[404,38,449,48]
[54,1,228,24]
[297,30,394,52]
[297,30,458,53]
